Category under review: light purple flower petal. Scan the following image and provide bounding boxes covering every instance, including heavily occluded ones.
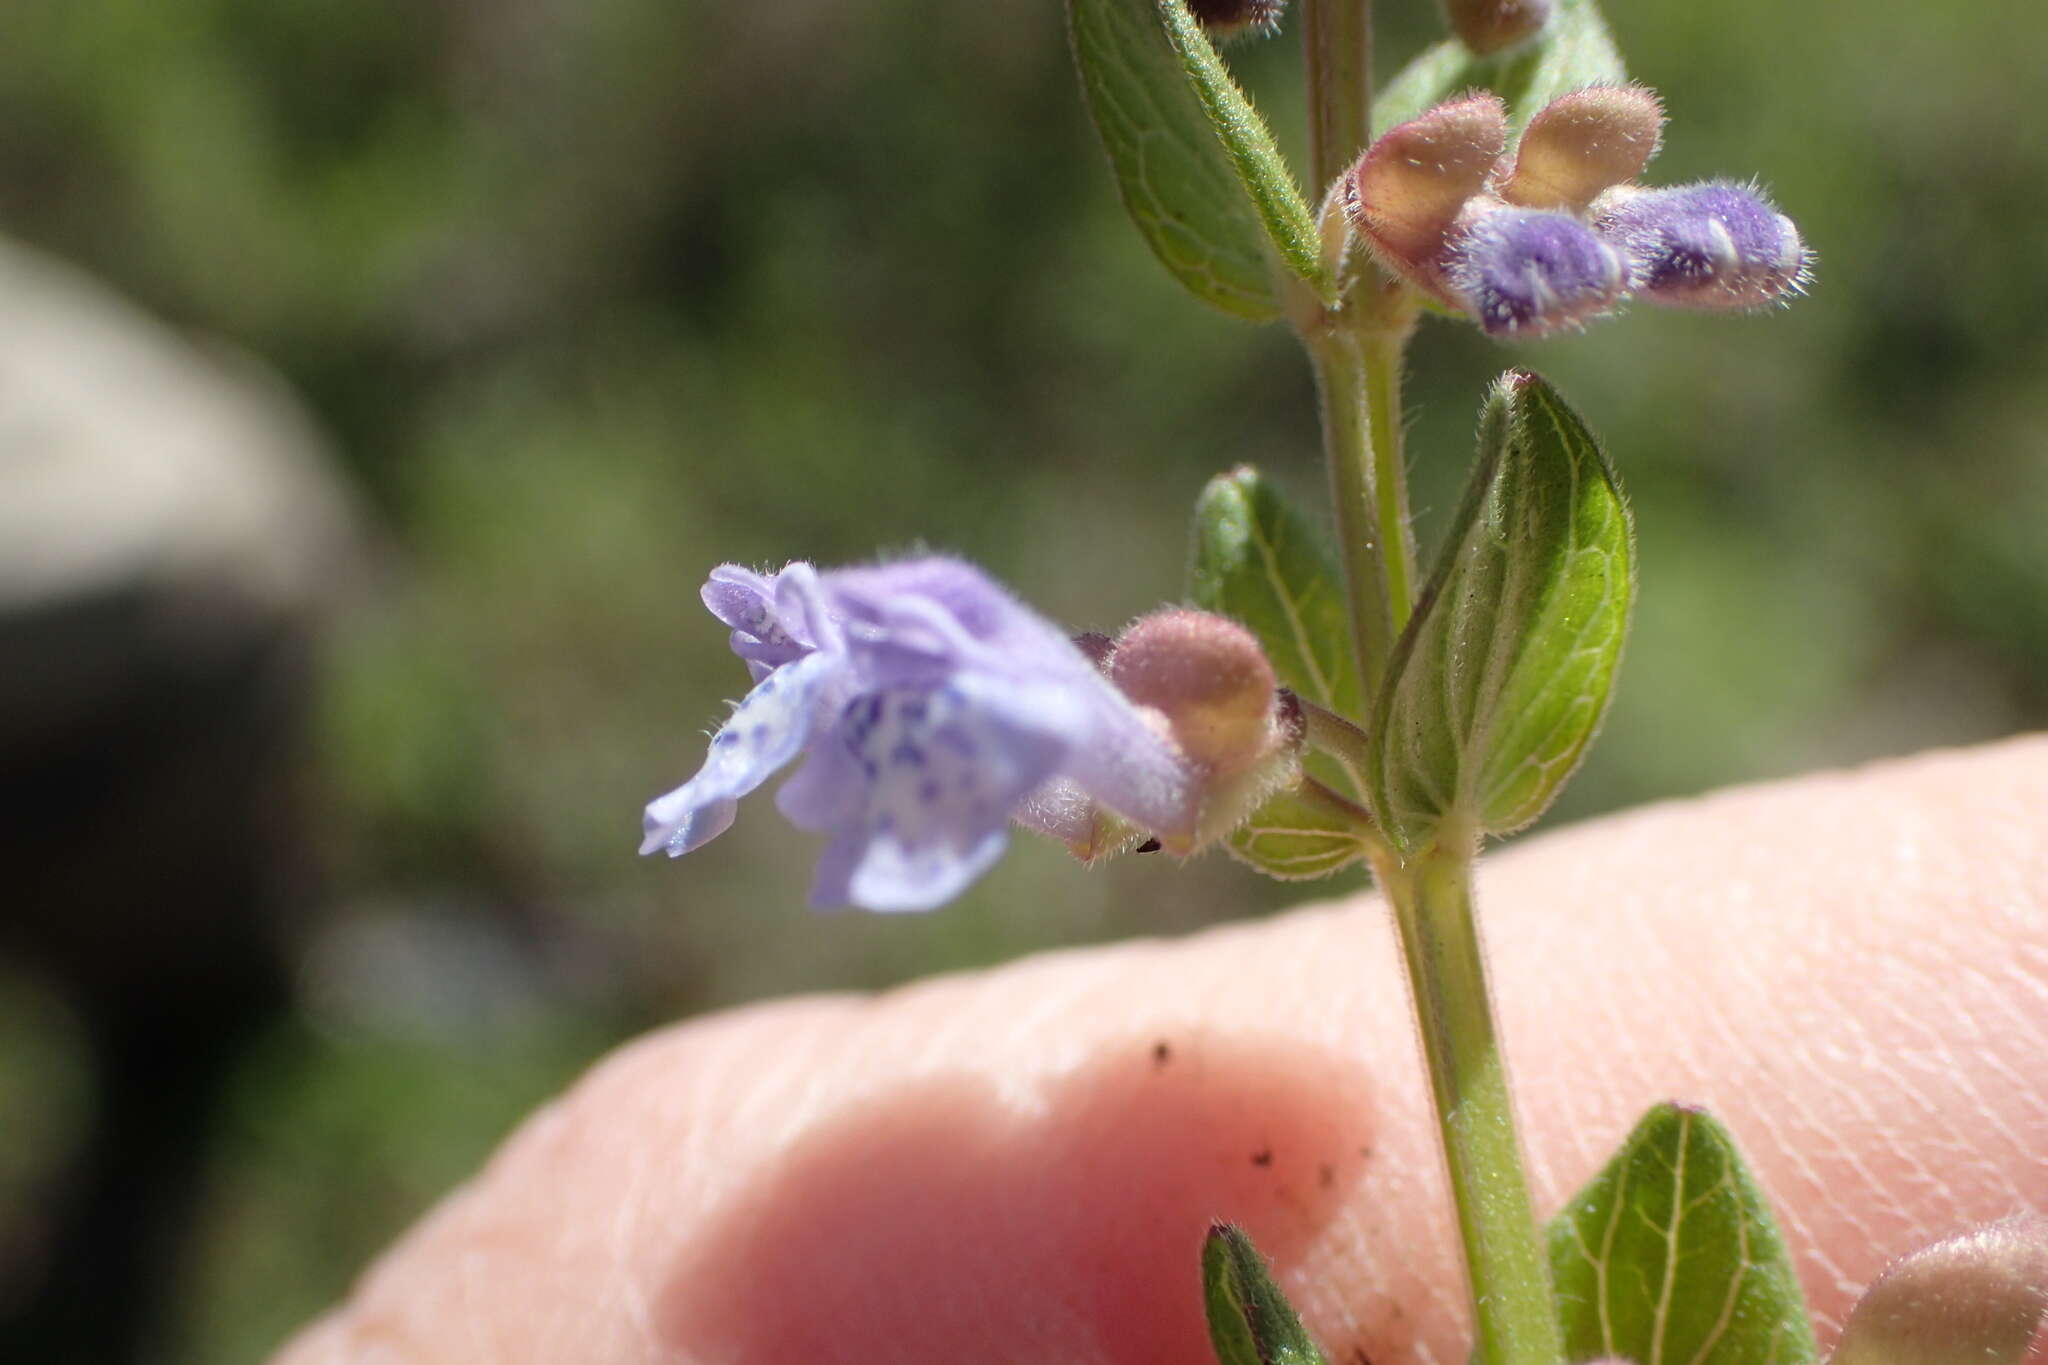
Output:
[1596,180,1809,308]
[1053,683,1200,842]
[827,564,1200,837]
[642,554,1204,912]
[835,825,1011,914]
[1448,207,1627,336]
[703,564,813,680]
[782,679,1072,910]
[639,649,841,857]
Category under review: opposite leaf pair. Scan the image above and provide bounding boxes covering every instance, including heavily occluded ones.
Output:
[1347,87,1810,336]
[1210,1104,2048,1365]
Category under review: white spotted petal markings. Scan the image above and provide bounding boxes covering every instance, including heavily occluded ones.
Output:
[639,649,840,858]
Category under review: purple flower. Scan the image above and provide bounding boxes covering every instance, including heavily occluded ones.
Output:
[1447,207,1628,337]
[1595,180,1810,309]
[640,558,1198,912]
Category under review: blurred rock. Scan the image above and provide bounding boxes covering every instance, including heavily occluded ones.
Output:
[0,238,361,1362]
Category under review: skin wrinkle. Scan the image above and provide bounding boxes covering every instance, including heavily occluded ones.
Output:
[1774,997,1901,1315]
[1887,983,2026,1212]
[1950,963,2047,1174]
[1699,852,1927,1322]
[273,738,2048,1365]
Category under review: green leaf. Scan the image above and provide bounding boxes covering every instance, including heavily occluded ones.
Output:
[1192,466,1361,716]
[1548,1103,1821,1365]
[1225,780,1375,881]
[1191,465,1366,798]
[1203,1223,1331,1365]
[1374,0,1628,137]
[1152,0,1329,296]
[1369,370,1632,850]
[1068,0,1286,321]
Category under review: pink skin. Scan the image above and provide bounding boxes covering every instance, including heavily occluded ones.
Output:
[274,737,2048,1364]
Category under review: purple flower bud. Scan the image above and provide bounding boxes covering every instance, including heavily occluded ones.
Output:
[640,558,1202,912]
[1440,0,1552,55]
[1185,0,1287,41]
[1595,180,1810,309]
[1447,206,1628,337]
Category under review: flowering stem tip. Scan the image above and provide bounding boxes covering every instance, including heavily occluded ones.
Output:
[1346,89,1808,336]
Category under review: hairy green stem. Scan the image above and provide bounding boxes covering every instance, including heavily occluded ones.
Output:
[1384,838,1564,1365]
[1302,0,1374,196]
[1310,333,1397,702]
[1297,11,1554,1361]
[1359,327,1416,635]
[1297,696,1374,769]
[1306,314,1416,704]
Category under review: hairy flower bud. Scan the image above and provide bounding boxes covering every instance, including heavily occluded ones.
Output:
[1831,1217,2048,1365]
[1448,206,1627,336]
[1012,611,1305,864]
[1185,0,1287,41]
[1109,609,1281,775]
[1594,180,1810,309]
[1501,86,1665,213]
[1440,0,1552,55]
[1344,94,1510,304]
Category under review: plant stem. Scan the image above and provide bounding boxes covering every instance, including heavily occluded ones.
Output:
[1384,837,1564,1365]
[1359,326,1415,635]
[1302,0,1374,196]
[1297,11,1552,1361]
[1311,333,1396,701]
[1307,313,1416,704]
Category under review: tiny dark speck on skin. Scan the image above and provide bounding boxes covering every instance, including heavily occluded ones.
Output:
[1318,1163,1335,1188]
[1251,1148,1273,1167]
[1151,1040,1172,1067]
[1353,1348,1374,1365]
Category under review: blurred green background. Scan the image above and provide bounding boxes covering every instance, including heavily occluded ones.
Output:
[0,0,2043,1359]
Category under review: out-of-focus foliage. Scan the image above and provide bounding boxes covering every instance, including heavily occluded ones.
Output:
[0,0,2044,1359]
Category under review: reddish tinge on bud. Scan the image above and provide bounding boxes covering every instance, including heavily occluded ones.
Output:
[1501,86,1666,213]
[1104,607,1304,855]
[1185,0,1288,42]
[1345,93,1510,305]
[1831,1217,2048,1365]
[1440,0,1552,55]
[1109,609,1280,774]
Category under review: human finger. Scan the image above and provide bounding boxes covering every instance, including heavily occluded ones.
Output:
[273,736,2048,1364]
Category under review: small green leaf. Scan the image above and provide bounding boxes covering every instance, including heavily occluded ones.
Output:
[1375,0,1628,137]
[1192,467,1361,716]
[1069,0,1285,321]
[1548,1103,1821,1365]
[1191,466,1366,798]
[1153,0,1329,297]
[1225,780,1375,881]
[1369,370,1632,850]
[1203,1223,1331,1365]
